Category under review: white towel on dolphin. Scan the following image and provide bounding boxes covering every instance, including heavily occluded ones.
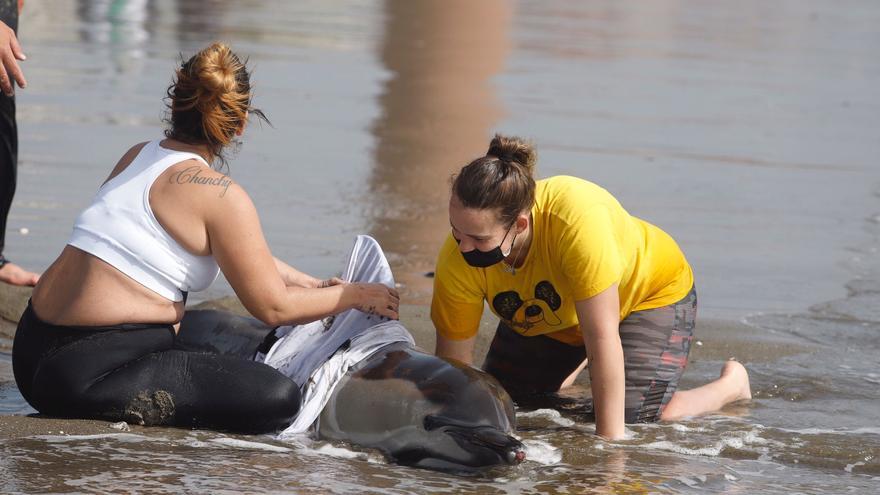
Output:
[278,321,413,436]
[259,235,414,436]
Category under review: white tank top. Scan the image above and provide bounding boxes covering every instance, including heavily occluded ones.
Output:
[68,139,221,302]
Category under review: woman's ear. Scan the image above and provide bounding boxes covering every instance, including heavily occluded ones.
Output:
[236,111,249,136]
[515,212,530,234]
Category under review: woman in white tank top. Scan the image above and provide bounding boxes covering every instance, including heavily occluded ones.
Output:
[12,42,399,433]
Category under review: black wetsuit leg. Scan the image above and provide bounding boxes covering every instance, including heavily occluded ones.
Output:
[12,304,300,433]
[0,5,18,256]
[174,309,277,359]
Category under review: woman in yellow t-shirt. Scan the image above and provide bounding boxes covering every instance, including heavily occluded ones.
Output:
[431,134,751,439]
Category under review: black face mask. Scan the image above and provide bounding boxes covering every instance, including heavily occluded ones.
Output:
[456,223,516,268]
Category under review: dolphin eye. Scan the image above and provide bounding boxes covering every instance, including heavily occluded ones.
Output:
[423,414,444,431]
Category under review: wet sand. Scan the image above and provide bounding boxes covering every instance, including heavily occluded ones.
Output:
[0,415,128,441]
[0,284,29,325]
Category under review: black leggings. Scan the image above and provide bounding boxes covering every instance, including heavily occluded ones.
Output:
[0,4,17,255]
[12,304,300,433]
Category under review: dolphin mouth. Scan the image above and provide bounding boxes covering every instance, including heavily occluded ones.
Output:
[424,415,526,466]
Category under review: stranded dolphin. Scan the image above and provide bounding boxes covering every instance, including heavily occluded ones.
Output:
[178,235,524,472]
[317,342,524,471]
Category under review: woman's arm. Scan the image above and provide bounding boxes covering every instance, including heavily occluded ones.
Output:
[430,251,484,366]
[203,181,398,326]
[274,256,345,289]
[272,256,325,288]
[574,283,626,440]
[435,333,477,365]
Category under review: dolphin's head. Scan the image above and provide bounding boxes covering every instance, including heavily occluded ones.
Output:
[385,354,527,472]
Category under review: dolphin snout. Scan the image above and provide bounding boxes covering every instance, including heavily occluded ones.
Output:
[508,447,526,465]
[425,416,526,468]
[471,427,526,465]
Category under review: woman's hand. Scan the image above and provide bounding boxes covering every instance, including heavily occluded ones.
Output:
[347,283,399,320]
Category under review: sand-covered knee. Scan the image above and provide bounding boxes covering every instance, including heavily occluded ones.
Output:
[123,390,176,426]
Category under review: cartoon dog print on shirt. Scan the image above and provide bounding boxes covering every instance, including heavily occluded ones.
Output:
[492,281,563,334]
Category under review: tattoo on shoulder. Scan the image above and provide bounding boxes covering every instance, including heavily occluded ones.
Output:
[169,166,233,197]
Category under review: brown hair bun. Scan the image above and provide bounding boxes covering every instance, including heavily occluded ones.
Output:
[487,133,537,176]
[165,42,269,168]
[451,133,538,225]
[191,43,241,96]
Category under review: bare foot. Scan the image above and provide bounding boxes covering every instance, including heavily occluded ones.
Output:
[0,261,40,286]
[721,360,752,402]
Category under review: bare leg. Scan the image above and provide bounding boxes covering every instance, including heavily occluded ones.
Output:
[659,360,751,421]
[0,261,39,286]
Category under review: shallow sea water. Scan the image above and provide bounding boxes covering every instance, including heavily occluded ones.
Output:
[1,0,879,493]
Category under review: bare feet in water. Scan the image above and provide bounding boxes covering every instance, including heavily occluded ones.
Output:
[0,261,40,286]
[658,359,752,421]
[721,360,752,402]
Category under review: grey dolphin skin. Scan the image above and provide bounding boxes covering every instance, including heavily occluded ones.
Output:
[317,341,526,472]
[176,309,526,472]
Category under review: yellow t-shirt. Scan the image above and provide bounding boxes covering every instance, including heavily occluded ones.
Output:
[431,175,694,346]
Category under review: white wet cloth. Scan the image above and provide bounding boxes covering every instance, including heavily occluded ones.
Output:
[259,235,414,436]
